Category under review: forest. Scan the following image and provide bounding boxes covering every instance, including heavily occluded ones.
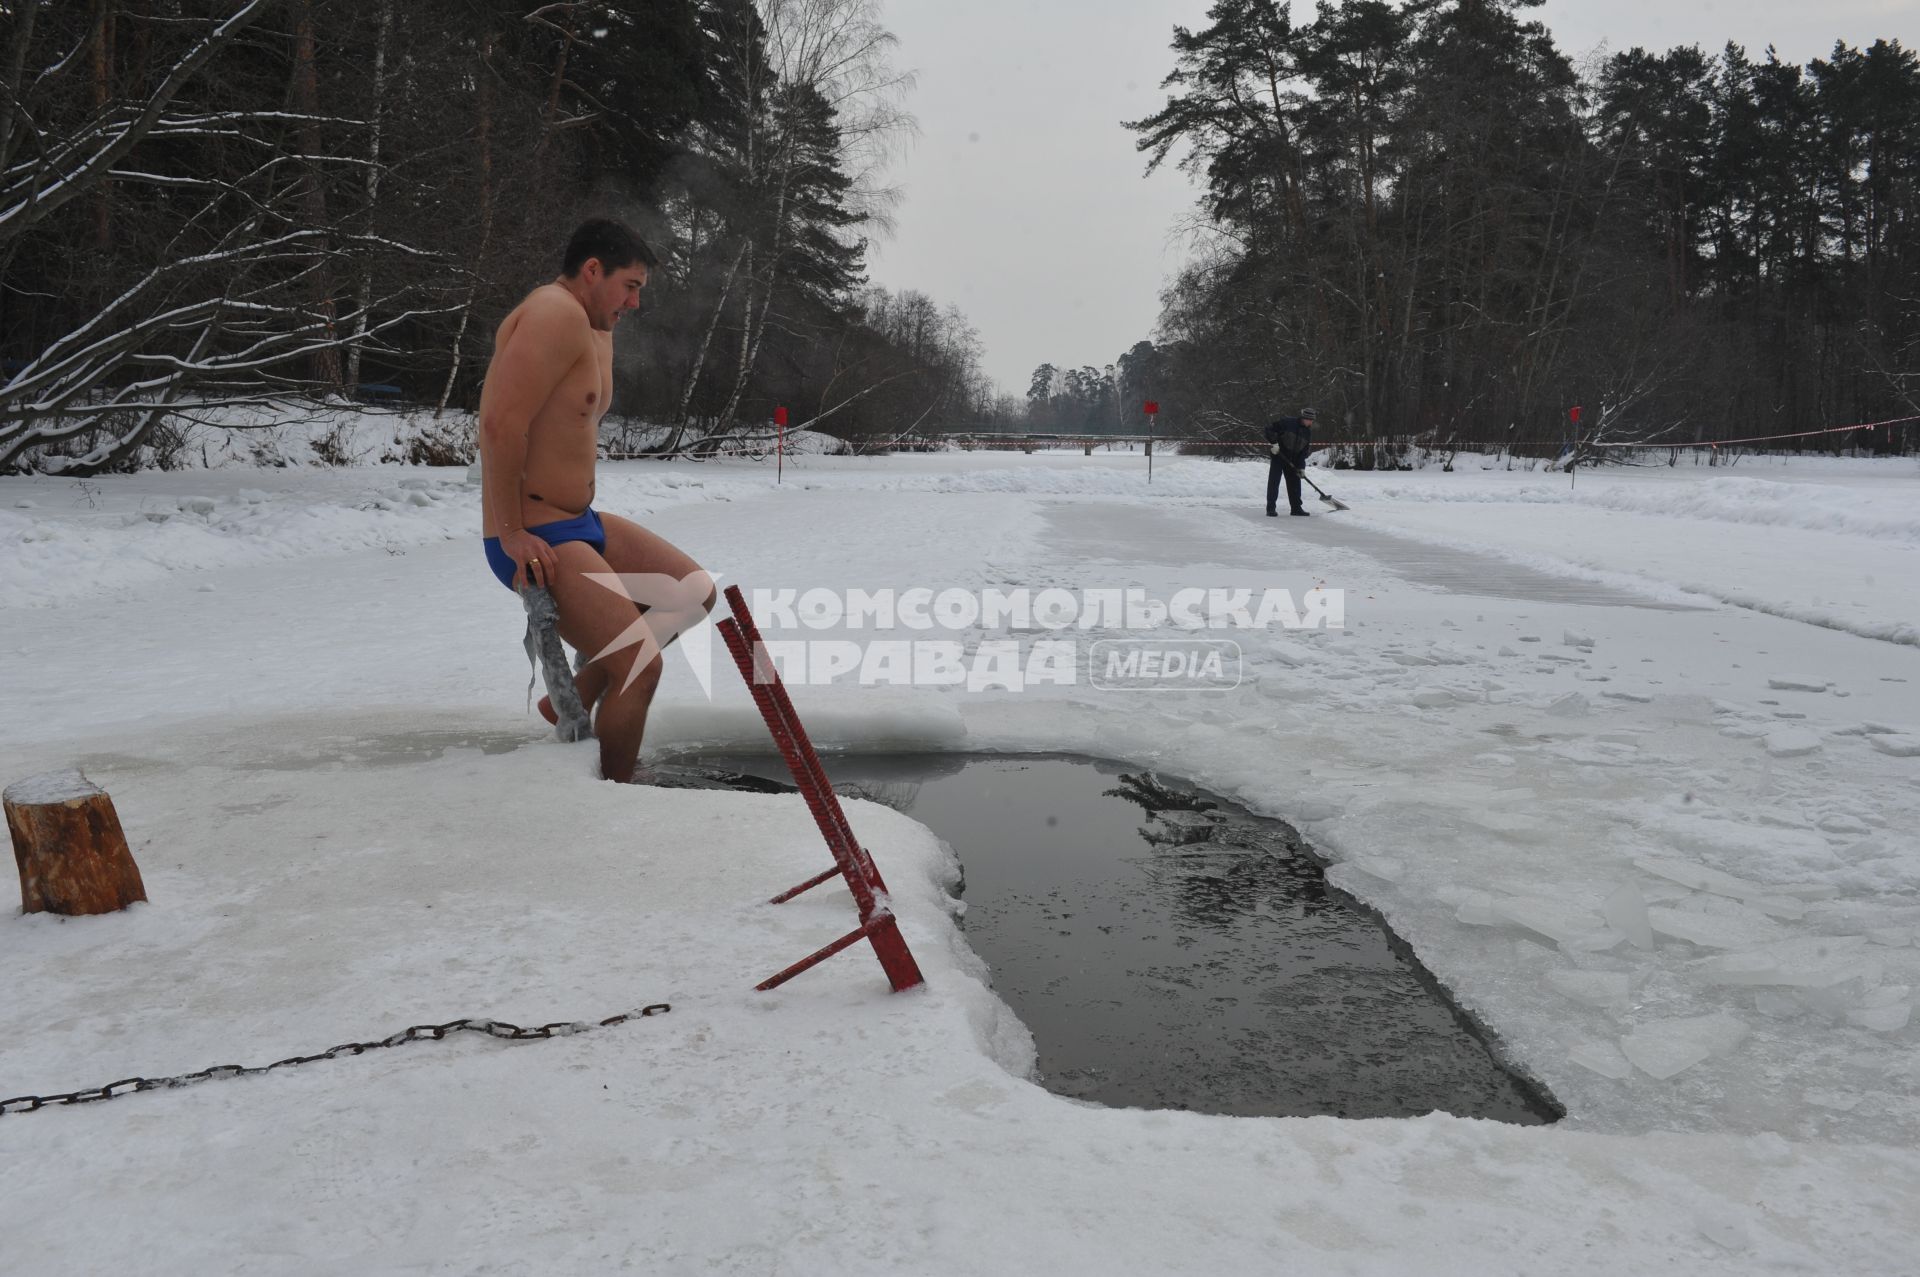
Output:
[0,0,1004,472]
[1026,0,1918,453]
[3,2,1915,472]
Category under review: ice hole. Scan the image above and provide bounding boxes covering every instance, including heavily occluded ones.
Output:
[670,750,1561,1125]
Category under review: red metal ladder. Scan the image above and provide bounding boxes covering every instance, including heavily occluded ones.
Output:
[715,585,925,993]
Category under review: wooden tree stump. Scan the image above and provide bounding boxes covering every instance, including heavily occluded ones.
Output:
[4,769,147,916]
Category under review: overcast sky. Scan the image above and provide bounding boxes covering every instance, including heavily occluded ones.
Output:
[864,0,1918,399]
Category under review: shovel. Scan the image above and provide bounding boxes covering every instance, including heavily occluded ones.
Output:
[1284,457,1350,511]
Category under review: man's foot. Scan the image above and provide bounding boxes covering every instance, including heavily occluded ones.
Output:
[537,688,602,726]
[1265,508,1278,517]
[1290,507,1310,516]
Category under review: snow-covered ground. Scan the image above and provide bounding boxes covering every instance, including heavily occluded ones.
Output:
[2,446,1918,1273]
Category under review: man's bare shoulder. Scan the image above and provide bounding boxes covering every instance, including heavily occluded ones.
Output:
[497,284,590,345]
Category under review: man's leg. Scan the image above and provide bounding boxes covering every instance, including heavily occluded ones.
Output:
[596,512,718,637]
[558,512,712,782]
[543,538,661,781]
[1266,456,1284,514]
[535,513,716,726]
[536,647,611,726]
[1284,461,1306,513]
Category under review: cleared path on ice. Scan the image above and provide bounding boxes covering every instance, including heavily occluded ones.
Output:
[1348,497,1920,646]
[1231,507,1708,609]
[1040,498,1704,609]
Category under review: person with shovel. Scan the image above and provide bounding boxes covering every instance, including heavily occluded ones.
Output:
[1265,407,1319,516]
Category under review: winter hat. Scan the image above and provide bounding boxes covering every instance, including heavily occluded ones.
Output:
[1299,407,1318,420]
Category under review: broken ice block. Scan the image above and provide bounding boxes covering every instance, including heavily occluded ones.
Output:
[1867,927,1914,947]
[1797,971,1884,1021]
[1560,927,1628,953]
[1633,858,1812,918]
[1604,881,1655,949]
[1744,895,1808,921]
[1646,906,1782,950]
[1762,727,1822,758]
[1772,883,1839,901]
[1489,896,1608,947]
[1619,1037,1713,1081]
[1869,734,1920,757]
[1634,856,1770,902]
[1453,891,1500,927]
[1545,691,1590,717]
[1345,856,1405,882]
[1563,630,1595,649]
[1752,990,1803,1018]
[1691,936,1872,987]
[1140,811,1217,845]
[1619,1013,1749,1080]
[1767,678,1831,693]
[1547,968,1632,1011]
[1512,939,1557,964]
[1569,1040,1633,1079]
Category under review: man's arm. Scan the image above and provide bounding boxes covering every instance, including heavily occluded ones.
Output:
[480,294,581,589]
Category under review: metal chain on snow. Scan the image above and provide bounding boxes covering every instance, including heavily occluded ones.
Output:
[0,1003,671,1118]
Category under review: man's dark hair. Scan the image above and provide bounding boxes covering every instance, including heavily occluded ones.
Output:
[561,218,659,277]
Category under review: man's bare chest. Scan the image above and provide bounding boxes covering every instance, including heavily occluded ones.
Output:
[547,344,614,427]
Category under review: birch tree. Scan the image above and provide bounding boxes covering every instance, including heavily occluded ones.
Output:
[0,0,441,473]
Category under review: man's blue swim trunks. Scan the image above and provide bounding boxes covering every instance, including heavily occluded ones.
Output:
[483,506,606,590]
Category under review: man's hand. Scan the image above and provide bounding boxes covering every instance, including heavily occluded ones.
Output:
[499,527,558,591]
[1271,443,1281,456]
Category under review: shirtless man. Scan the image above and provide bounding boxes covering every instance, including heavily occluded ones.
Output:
[479,219,713,783]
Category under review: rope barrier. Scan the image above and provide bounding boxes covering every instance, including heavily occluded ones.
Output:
[1585,415,1920,449]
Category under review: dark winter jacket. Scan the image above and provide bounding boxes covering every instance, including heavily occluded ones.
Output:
[1265,417,1312,463]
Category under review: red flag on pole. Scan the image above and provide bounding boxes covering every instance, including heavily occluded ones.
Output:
[1569,405,1583,424]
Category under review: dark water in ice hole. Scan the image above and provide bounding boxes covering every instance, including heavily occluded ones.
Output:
[672,752,1560,1125]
